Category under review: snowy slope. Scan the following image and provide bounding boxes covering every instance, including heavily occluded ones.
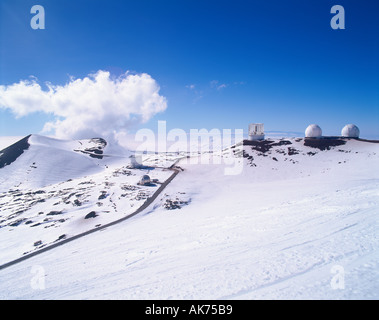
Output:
[0,136,378,299]
[0,134,107,191]
[0,135,174,263]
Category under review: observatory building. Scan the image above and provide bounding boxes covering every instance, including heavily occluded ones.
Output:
[138,175,151,186]
[248,123,265,141]
[341,124,360,138]
[305,124,322,138]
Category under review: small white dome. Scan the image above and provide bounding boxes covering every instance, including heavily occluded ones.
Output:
[141,175,150,182]
[305,124,322,138]
[341,124,360,138]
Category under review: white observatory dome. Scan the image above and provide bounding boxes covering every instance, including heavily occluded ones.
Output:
[341,124,360,138]
[138,174,151,186]
[305,124,322,138]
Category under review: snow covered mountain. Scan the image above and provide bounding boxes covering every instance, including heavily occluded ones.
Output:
[0,134,378,299]
[0,135,108,190]
[0,135,174,263]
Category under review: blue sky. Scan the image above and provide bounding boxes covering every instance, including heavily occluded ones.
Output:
[0,0,378,138]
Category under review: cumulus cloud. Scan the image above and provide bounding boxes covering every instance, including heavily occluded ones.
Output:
[0,70,167,141]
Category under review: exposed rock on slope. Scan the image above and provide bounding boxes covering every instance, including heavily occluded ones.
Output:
[0,135,31,169]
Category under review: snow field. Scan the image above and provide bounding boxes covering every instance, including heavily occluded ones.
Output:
[0,136,378,299]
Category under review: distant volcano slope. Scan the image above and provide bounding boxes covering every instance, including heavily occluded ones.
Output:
[240,137,379,183]
[0,135,32,169]
[0,135,111,191]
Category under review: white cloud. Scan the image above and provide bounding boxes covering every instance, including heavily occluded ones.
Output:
[210,80,219,88]
[0,70,167,142]
[210,80,228,91]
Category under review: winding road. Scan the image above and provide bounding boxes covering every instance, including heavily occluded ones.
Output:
[0,166,181,270]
